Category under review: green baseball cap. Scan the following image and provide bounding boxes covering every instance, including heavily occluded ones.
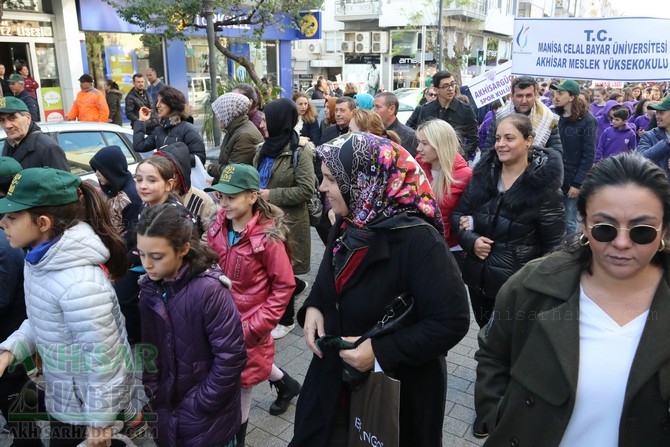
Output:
[205,164,260,195]
[0,168,82,213]
[0,157,22,180]
[7,74,24,83]
[648,97,670,111]
[0,96,29,114]
[550,79,581,96]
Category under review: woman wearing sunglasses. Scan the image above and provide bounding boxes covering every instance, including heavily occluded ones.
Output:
[474,152,670,446]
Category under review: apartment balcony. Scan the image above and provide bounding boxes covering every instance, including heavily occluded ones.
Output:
[554,0,575,16]
[334,0,381,21]
[444,0,487,21]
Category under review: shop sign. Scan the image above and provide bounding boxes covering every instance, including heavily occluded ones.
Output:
[0,20,48,37]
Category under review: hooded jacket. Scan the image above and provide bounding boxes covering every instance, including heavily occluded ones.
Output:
[2,121,70,171]
[451,147,565,299]
[155,142,217,235]
[207,211,295,388]
[0,222,134,429]
[139,265,246,447]
[596,99,622,143]
[90,145,142,242]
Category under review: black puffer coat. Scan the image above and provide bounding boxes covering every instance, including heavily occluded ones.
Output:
[451,147,565,299]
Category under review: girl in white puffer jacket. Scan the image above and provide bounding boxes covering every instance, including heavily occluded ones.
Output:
[0,167,136,447]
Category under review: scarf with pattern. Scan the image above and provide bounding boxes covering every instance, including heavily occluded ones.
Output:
[496,98,559,147]
[211,92,250,128]
[316,132,443,233]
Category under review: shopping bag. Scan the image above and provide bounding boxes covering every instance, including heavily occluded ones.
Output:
[348,371,400,447]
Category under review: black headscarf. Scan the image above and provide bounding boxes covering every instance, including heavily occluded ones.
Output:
[259,98,299,164]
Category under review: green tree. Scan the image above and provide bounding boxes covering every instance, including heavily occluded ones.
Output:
[401,0,481,86]
[104,0,322,86]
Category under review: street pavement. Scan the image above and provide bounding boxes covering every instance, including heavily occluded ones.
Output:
[1,228,485,447]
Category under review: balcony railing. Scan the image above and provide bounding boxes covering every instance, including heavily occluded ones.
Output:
[444,0,487,21]
[334,0,381,21]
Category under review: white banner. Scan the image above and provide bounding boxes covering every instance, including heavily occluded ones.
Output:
[512,17,670,81]
[466,60,513,108]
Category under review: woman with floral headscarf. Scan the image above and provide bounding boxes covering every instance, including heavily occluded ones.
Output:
[206,92,264,181]
[289,132,470,447]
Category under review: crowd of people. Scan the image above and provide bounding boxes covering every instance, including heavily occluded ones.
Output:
[0,69,669,447]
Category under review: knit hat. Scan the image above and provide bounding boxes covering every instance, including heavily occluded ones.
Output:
[211,93,251,128]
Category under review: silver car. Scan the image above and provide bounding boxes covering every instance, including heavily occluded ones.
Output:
[0,122,142,181]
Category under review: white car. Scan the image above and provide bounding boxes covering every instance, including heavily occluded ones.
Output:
[393,88,423,125]
[0,122,142,181]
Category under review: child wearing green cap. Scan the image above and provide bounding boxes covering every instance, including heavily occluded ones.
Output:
[206,164,301,444]
[0,167,137,446]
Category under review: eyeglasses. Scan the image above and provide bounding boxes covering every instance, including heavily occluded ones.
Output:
[437,83,457,90]
[588,223,662,245]
[427,93,437,97]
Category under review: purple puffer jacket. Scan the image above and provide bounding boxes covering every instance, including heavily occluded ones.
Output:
[139,265,246,447]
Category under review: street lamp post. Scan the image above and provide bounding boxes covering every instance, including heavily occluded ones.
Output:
[436,0,444,71]
[203,0,221,146]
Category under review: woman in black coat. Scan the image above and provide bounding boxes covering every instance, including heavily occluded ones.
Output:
[133,85,205,167]
[451,113,565,330]
[290,132,470,447]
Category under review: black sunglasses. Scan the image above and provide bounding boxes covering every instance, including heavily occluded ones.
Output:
[588,223,662,245]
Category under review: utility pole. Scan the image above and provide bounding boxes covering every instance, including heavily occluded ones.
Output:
[203,0,221,145]
[436,0,444,71]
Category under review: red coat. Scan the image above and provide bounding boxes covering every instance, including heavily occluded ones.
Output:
[207,210,295,388]
[418,153,472,248]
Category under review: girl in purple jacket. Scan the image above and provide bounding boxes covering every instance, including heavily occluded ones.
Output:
[136,204,246,447]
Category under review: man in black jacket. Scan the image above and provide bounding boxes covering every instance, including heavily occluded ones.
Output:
[0,96,69,171]
[373,92,418,155]
[411,71,479,160]
[125,73,157,131]
[319,96,356,145]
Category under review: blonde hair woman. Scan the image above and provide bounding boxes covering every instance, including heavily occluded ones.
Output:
[416,119,472,251]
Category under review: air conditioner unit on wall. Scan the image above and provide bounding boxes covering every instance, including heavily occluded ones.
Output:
[371,31,388,53]
[355,32,370,53]
[341,41,355,52]
[308,42,322,54]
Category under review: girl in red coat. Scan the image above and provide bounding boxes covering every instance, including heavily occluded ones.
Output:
[415,119,472,263]
[206,164,301,446]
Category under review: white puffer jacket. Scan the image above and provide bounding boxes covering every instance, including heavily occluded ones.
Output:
[0,222,134,428]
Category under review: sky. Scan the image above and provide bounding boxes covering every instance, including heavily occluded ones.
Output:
[608,0,670,18]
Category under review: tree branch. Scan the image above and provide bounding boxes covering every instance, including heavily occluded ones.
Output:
[213,39,262,85]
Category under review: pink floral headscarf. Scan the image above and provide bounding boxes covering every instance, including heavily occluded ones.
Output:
[316,132,443,233]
